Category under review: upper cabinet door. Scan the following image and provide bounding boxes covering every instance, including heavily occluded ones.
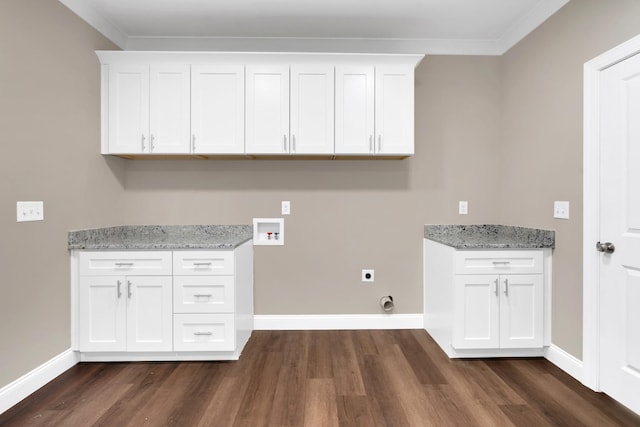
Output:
[245,65,290,154]
[374,67,414,155]
[290,66,334,154]
[149,65,191,154]
[191,65,245,154]
[335,67,375,154]
[108,64,149,154]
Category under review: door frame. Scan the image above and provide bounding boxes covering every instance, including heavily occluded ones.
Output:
[583,33,640,391]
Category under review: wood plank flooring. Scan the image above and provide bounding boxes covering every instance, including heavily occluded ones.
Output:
[2,330,639,426]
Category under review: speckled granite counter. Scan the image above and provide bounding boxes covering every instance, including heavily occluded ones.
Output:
[424,224,554,249]
[68,225,253,250]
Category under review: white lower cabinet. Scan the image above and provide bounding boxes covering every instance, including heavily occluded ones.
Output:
[73,242,253,361]
[453,273,543,350]
[424,239,550,358]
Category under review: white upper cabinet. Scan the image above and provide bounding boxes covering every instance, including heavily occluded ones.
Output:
[245,65,290,154]
[149,64,191,154]
[290,66,335,154]
[375,67,414,155]
[335,66,414,156]
[106,63,190,154]
[191,65,245,154]
[335,67,375,154]
[98,52,423,158]
[107,64,150,154]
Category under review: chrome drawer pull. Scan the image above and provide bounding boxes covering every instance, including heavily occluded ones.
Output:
[193,294,212,298]
[194,331,213,336]
[115,262,134,267]
[193,262,212,267]
[492,261,511,265]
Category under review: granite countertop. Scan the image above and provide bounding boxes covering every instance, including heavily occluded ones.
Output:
[424,224,555,249]
[68,225,253,250]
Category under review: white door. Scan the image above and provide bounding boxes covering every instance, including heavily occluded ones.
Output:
[452,274,499,349]
[245,65,290,154]
[78,276,126,351]
[191,65,245,154]
[290,65,334,154]
[108,64,149,154]
[149,64,191,154]
[126,276,173,352]
[598,52,640,414]
[499,274,543,349]
[375,67,414,155]
[335,67,375,154]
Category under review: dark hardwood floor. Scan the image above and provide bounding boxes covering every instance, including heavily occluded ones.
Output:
[2,330,639,426]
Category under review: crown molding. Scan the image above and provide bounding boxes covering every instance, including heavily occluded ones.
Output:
[58,0,570,56]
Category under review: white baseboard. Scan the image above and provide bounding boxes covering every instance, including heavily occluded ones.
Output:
[544,344,584,382]
[0,349,79,415]
[254,314,423,330]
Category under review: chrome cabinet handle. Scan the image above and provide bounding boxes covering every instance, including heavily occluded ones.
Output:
[504,278,509,296]
[494,278,499,297]
[292,134,296,153]
[150,134,155,152]
[141,134,146,152]
[193,262,212,266]
[192,134,196,152]
[377,135,382,152]
[194,331,213,336]
[127,280,132,298]
[596,241,615,254]
[492,261,511,265]
[117,280,122,299]
[193,294,212,298]
[115,262,134,267]
[283,134,288,152]
[369,135,373,153]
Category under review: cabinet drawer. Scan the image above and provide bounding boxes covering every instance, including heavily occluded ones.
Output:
[173,314,235,351]
[454,250,543,275]
[174,276,234,314]
[79,251,172,276]
[173,251,234,275]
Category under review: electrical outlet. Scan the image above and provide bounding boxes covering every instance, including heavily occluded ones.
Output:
[17,201,44,222]
[362,269,375,282]
[459,201,468,215]
[554,201,570,219]
[282,200,291,215]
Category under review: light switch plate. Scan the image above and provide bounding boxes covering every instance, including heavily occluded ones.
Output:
[459,201,468,215]
[554,201,570,219]
[282,200,291,215]
[17,201,44,222]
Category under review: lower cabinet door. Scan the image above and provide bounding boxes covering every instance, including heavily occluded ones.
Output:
[453,274,500,349]
[79,276,127,352]
[126,276,173,352]
[499,274,543,349]
[173,314,235,351]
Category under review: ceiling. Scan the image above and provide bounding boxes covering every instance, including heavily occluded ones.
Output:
[58,0,569,55]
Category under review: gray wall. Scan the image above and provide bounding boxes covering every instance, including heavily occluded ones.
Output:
[499,0,640,358]
[3,0,640,392]
[0,0,123,387]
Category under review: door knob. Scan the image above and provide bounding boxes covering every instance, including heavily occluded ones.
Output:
[596,241,615,254]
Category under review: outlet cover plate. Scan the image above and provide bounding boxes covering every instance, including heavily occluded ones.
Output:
[17,201,44,222]
[362,269,375,282]
[554,201,570,219]
[459,201,468,215]
[281,201,291,215]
